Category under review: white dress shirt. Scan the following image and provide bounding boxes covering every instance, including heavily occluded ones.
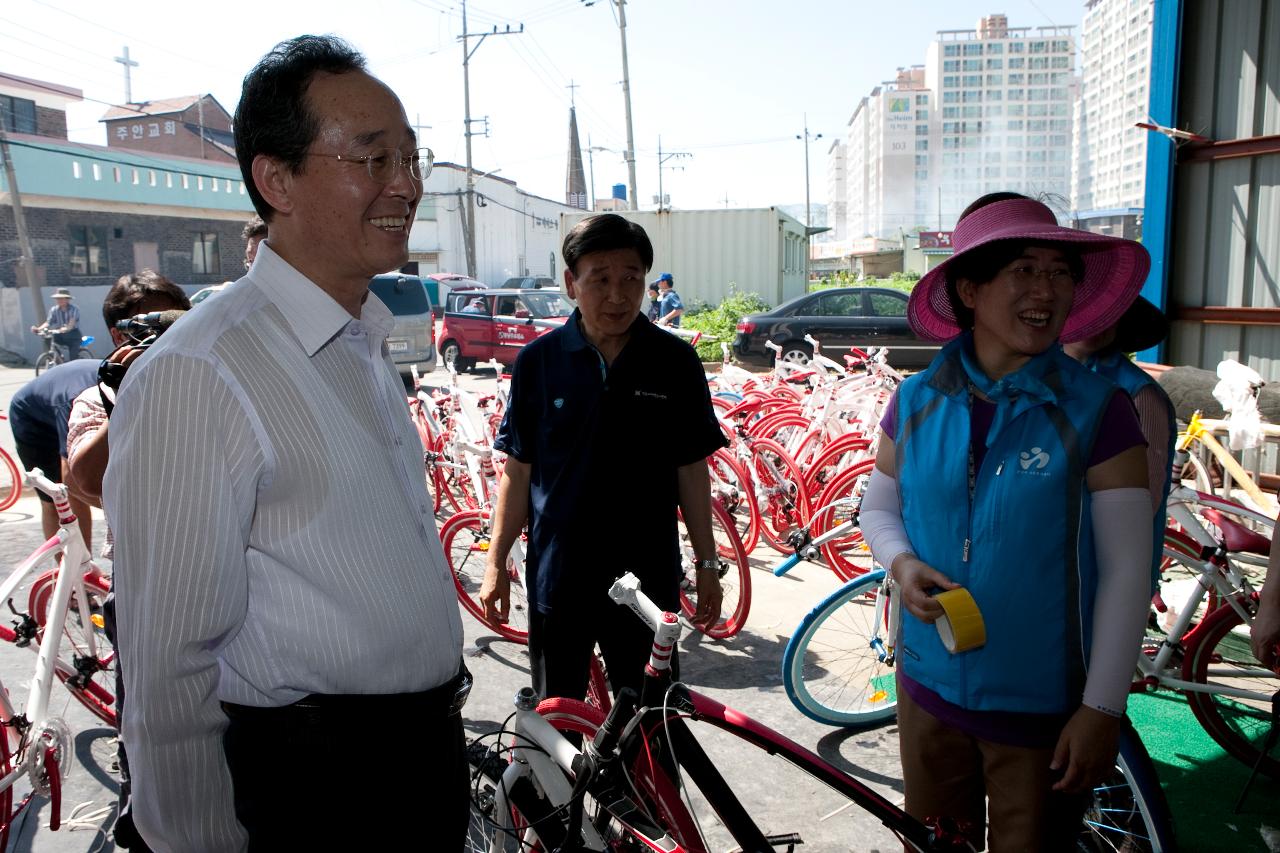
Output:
[103,242,464,852]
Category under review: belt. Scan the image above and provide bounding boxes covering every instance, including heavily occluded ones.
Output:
[222,662,472,721]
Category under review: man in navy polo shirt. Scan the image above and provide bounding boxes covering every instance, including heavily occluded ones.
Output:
[481,214,727,701]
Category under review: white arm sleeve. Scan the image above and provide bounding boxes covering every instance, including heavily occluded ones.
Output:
[1083,487,1154,717]
[859,467,915,571]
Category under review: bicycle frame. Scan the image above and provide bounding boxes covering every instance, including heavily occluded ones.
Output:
[0,469,104,833]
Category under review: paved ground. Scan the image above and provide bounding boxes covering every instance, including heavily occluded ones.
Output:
[0,361,911,853]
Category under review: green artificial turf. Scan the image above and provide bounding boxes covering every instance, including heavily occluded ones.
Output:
[1127,690,1280,852]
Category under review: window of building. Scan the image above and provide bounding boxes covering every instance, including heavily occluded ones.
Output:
[211,178,219,192]
[1030,56,1049,69]
[196,176,204,191]
[943,121,960,134]
[1008,104,1025,116]
[943,91,959,103]
[181,174,190,189]
[987,59,1003,70]
[192,233,220,274]
[944,75,959,88]
[1008,88,1024,100]
[985,105,1004,117]
[131,169,140,185]
[69,226,108,276]
[944,44,960,57]
[1029,135,1047,147]
[916,139,928,151]
[1029,72,1049,85]
[915,94,929,105]
[1051,55,1071,68]
[112,166,121,182]
[1008,57,1025,69]
[1050,134,1069,147]
[916,154,929,166]
[1028,88,1048,101]
[986,73,1003,85]
[963,105,983,117]
[1030,40,1047,53]
[915,169,929,181]
[963,59,983,71]
[1009,41,1024,53]
[943,106,959,118]
[963,74,982,87]
[165,173,173,188]
[987,42,1004,54]
[916,109,929,120]
[0,95,37,134]
[964,43,983,56]
[1028,119,1047,131]
[916,124,929,135]
[987,90,1003,101]
[1052,40,1070,52]
[148,170,157,186]
[71,162,81,179]
[1008,73,1025,85]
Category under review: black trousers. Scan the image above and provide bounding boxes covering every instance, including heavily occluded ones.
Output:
[222,678,468,851]
[529,592,680,702]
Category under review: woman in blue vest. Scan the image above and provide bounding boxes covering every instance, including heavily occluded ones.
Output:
[1065,296,1176,595]
[859,193,1155,850]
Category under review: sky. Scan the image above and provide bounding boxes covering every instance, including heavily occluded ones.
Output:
[2,0,1086,211]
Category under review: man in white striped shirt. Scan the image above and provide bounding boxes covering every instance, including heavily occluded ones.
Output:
[103,35,467,852]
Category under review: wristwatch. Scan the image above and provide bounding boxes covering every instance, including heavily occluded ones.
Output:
[695,558,720,574]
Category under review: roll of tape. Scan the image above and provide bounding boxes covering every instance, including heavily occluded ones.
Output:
[934,587,986,653]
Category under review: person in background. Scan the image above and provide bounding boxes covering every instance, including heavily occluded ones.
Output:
[242,214,267,271]
[859,192,1153,850]
[654,272,684,327]
[63,269,190,853]
[463,296,488,314]
[480,214,726,703]
[647,281,661,322]
[31,287,82,355]
[1064,295,1176,593]
[103,35,467,851]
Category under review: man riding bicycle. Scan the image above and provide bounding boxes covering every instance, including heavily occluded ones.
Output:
[31,288,82,357]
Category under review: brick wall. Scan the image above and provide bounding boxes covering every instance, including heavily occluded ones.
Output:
[34,106,67,140]
[0,207,250,292]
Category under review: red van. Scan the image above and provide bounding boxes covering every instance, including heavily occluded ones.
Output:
[437,288,571,372]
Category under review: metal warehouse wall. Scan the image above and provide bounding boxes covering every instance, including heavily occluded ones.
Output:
[1163,0,1280,378]
[558,209,808,311]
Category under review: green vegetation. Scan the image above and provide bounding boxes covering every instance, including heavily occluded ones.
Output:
[811,270,921,293]
[683,287,771,361]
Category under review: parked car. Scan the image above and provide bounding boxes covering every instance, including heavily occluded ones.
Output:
[368,273,437,376]
[732,286,941,370]
[438,287,570,372]
[424,273,488,319]
[501,276,557,290]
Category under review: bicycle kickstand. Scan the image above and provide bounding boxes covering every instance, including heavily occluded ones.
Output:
[1232,687,1280,813]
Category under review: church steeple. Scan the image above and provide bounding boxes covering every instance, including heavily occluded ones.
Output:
[566,104,588,210]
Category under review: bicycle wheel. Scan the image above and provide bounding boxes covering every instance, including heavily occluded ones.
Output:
[28,567,117,727]
[441,510,530,644]
[708,448,760,554]
[1079,719,1177,852]
[810,459,877,582]
[76,347,95,360]
[678,502,752,639]
[0,449,21,512]
[747,437,810,555]
[536,698,707,853]
[34,352,56,376]
[782,570,897,727]
[1182,596,1280,779]
[465,740,552,853]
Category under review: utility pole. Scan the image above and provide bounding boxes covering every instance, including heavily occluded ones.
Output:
[656,136,690,212]
[587,133,596,211]
[796,115,822,285]
[0,112,46,333]
[582,0,638,209]
[114,46,139,104]
[460,0,522,277]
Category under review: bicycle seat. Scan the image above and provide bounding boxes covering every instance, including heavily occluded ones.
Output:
[1200,507,1272,556]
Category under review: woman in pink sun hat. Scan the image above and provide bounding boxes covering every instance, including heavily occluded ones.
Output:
[858,193,1157,849]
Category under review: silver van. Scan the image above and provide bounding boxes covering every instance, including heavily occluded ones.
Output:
[369,273,437,376]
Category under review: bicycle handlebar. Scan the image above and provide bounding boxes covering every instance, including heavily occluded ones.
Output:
[773,553,803,577]
[608,573,667,632]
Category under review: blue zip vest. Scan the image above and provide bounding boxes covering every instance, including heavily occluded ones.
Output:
[894,336,1119,714]
[1087,353,1175,591]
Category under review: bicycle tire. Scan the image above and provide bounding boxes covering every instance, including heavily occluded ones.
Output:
[34,352,56,376]
[536,698,707,853]
[441,510,530,644]
[0,448,21,512]
[678,501,752,639]
[801,433,873,497]
[1079,719,1177,852]
[782,569,898,727]
[28,568,117,727]
[76,347,95,360]
[1182,595,1280,780]
[747,437,810,555]
[810,459,877,582]
[708,448,760,554]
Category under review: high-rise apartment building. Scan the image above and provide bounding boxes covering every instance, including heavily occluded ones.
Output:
[824,139,847,242]
[1072,0,1153,236]
[843,67,932,240]
[924,15,1077,229]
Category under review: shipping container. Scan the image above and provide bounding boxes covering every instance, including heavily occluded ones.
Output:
[557,208,809,312]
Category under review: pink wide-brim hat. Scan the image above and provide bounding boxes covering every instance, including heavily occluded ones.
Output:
[907,198,1151,343]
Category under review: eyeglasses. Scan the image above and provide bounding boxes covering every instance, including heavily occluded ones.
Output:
[305,147,434,183]
[1003,265,1076,287]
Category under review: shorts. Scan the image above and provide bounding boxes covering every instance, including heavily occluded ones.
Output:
[13,438,62,503]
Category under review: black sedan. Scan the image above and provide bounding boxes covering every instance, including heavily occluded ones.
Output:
[732,286,942,370]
